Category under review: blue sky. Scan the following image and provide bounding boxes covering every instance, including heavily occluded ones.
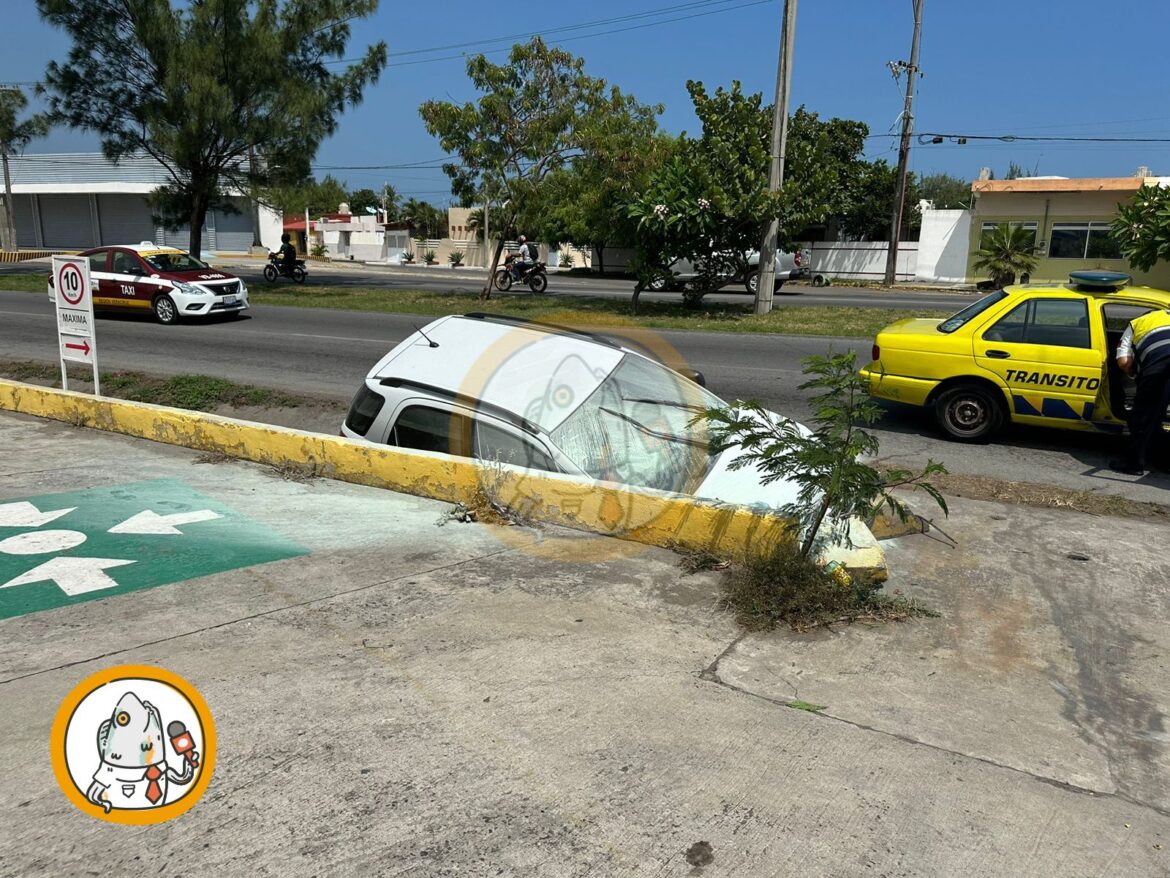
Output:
[5,0,1170,204]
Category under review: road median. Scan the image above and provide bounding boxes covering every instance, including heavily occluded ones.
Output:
[0,378,886,573]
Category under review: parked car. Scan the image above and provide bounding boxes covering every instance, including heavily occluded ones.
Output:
[47,242,249,324]
[860,270,1170,442]
[341,313,882,568]
[646,247,812,294]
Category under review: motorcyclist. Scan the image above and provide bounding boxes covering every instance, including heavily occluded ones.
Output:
[278,233,297,275]
[511,236,537,280]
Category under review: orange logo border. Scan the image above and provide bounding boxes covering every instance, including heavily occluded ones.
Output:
[49,664,216,825]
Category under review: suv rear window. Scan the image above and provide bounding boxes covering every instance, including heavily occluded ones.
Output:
[345,385,386,437]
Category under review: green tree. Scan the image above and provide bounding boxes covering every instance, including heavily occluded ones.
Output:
[700,352,946,559]
[420,37,661,298]
[380,182,400,222]
[1111,183,1170,272]
[972,222,1038,287]
[37,0,387,257]
[401,198,447,240]
[835,159,921,242]
[0,88,50,251]
[347,187,380,215]
[265,174,350,218]
[918,172,971,209]
[628,86,839,306]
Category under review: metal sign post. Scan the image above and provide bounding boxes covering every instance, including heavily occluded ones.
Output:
[52,255,100,395]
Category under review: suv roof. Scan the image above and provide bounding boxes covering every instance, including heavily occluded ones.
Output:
[368,315,631,433]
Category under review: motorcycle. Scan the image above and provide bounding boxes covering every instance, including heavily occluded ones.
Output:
[264,252,308,284]
[494,254,548,294]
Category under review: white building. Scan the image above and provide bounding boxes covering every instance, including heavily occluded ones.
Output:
[4,153,282,255]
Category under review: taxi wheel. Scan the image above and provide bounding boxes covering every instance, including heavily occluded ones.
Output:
[934,384,1002,442]
[152,294,179,325]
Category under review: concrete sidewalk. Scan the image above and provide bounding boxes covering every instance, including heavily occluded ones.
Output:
[1,412,1167,876]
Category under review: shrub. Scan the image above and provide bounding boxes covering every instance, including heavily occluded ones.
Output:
[560,250,575,268]
[423,249,437,264]
[717,540,935,632]
[310,240,328,259]
[401,250,415,263]
[448,250,464,266]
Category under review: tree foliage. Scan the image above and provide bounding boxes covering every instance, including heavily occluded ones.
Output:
[265,174,350,217]
[973,223,1038,287]
[0,88,51,250]
[1111,183,1170,272]
[37,0,386,256]
[420,37,661,297]
[401,198,447,240]
[918,172,971,210]
[698,352,947,559]
[628,86,846,304]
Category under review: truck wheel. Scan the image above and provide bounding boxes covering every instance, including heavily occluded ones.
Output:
[153,294,179,325]
[934,383,1002,442]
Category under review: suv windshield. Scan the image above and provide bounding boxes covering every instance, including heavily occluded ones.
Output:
[937,290,1008,333]
[550,355,721,494]
[142,251,208,272]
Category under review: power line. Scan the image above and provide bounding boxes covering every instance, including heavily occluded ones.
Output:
[919,131,1170,144]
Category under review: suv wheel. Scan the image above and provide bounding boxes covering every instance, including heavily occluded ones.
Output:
[744,270,758,295]
[934,383,1003,442]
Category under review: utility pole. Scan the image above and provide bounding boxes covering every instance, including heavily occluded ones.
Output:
[754,0,798,316]
[883,0,924,286]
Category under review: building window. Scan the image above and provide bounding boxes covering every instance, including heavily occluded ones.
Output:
[980,222,1037,251]
[1049,222,1122,260]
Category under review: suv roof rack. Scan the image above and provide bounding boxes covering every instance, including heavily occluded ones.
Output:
[1069,270,1130,292]
[461,312,622,350]
[377,377,543,436]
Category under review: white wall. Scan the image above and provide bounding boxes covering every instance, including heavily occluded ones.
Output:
[915,208,971,284]
[810,241,917,282]
[259,205,283,252]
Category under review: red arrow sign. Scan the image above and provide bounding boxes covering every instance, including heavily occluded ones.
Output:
[64,339,91,355]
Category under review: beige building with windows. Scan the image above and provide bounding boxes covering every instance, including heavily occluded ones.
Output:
[966,175,1170,288]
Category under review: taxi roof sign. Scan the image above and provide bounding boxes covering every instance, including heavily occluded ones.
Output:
[1069,270,1130,291]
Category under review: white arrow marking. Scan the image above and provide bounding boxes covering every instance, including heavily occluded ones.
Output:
[0,502,76,528]
[108,509,222,535]
[2,557,136,596]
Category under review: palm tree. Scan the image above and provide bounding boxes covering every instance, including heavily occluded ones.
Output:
[973,223,1038,287]
[466,207,485,241]
[0,88,50,251]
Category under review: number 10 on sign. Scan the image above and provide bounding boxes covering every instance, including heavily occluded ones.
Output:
[51,255,100,395]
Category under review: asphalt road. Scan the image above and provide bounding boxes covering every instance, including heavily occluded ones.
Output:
[2,287,1167,504]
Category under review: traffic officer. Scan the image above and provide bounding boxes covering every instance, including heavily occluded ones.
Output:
[1111,307,1170,474]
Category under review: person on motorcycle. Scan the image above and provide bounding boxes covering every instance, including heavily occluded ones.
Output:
[278,233,297,275]
[511,236,537,280]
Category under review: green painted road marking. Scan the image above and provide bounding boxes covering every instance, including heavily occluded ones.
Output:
[0,479,308,620]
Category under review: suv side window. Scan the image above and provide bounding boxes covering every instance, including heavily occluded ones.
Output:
[390,405,557,471]
[475,421,557,472]
[392,405,472,455]
[983,298,1091,349]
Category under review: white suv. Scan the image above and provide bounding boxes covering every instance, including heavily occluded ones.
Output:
[340,313,882,566]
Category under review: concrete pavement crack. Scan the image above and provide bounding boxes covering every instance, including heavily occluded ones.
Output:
[701,665,1170,819]
[0,545,519,686]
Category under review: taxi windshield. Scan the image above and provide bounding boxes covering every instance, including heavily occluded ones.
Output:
[937,290,1008,334]
[142,251,207,272]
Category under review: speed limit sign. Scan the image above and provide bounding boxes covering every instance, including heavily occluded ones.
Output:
[52,255,100,394]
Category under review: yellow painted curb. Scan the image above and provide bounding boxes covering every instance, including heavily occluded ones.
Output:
[0,379,887,576]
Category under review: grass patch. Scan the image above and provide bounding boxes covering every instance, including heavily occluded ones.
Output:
[714,542,936,632]
[0,272,47,292]
[786,700,828,713]
[915,470,1170,522]
[0,359,307,412]
[248,284,947,338]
